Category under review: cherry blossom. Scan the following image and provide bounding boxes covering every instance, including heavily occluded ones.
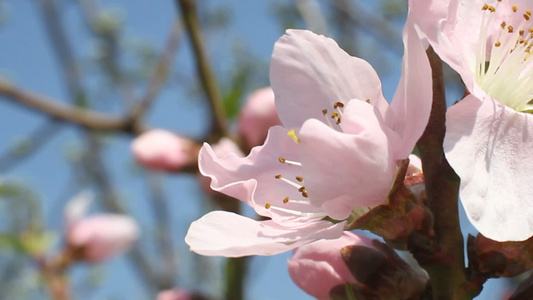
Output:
[411,0,533,241]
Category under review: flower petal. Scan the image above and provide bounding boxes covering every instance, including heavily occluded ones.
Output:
[389,15,432,159]
[199,126,325,224]
[270,29,390,129]
[185,211,346,257]
[298,101,395,220]
[444,95,533,241]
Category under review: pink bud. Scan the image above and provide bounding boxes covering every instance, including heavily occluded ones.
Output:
[238,87,281,148]
[287,232,372,300]
[67,214,139,262]
[131,129,198,172]
[156,288,192,300]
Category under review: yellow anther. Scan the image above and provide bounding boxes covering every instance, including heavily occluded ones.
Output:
[520,29,525,36]
[283,197,289,203]
[365,99,371,104]
[482,3,489,10]
[527,9,532,16]
[301,191,308,198]
[275,174,282,179]
[298,186,306,192]
[495,41,502,47]
[322,109,328,115]
[513,5,518,12]
[330,112,339,118]
[524,13,530,21]
[287,129,300,143]
[265,202,271,209]
[295,176,303,182]
[508,25,514,33]
[501,21,507,29]
[488,5,495,13]
[278,157,286,163]
[336,116,342,125]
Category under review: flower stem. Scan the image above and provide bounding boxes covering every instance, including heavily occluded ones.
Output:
[415,47,470,299]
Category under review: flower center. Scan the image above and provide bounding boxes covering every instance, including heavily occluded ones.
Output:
[263,131,327,219]
[476,1,533,112]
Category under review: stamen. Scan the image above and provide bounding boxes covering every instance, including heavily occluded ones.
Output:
[330,112,339,118]
[322,109,328,115]
[278,157,302,166]
[513,5,518,12]
[365,99,371,104]
[264,203,328,218]
[275,174,304,189]
[333,102,344,109]
[295,176,304,182]
[283,197,289,203]
[495,41,502,47]
[287,130,300,143]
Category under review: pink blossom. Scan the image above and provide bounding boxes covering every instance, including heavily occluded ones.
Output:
[156,288,192,300]
[199,137,244,195]
[411,0,533,241]
[65,191,139,262]
[238,87,281,147]
[131,129,198,172]
[186,17,431,257]
[287,232,369,300]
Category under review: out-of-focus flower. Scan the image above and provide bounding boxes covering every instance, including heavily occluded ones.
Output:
[131,129,199,172]
[238,87,281,148]
[411,0,533,241]
[157,289,191,300]
[157,289,210,300]
[288,231,428,300]
[186,13,431,257]
[65,191,139,262]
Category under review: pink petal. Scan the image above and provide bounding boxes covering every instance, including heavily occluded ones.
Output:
[288,232,373,300]
[185,211,345,257]
[269,29,390,129]
[131,129,197,172]
[388,15,432,158]
[298,101,395,220]
[444,95,533,241]
[68,214,140,262]
[199,126,326,224]
[238,87,281,147]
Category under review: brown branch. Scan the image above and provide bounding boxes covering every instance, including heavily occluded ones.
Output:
[416,48,470,299]
[176,0,228,140]
[0,78,144,134]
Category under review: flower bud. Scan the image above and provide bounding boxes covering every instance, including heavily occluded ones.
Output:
[157,288,210,300]
[469,234,533,278]
[67,214,139,262]
[131,129,199,172]
[288,232,427,300]
[64,191,139,262]
[238,87,281,148]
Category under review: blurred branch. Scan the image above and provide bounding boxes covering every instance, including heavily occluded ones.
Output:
[175,0,228,140]
[82,133,159,295]
[0,78,144,134]
[328,0,403,53]
[130,19,183,121]
[295,0,328,34]
[146,172,177,289]
[0,119,62,173]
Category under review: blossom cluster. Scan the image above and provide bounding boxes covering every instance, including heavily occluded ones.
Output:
[131,0,533,298]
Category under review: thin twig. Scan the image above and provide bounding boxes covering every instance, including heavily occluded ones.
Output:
[0,78,141,133]
[0,118,62,173]
[176,0,228,140]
